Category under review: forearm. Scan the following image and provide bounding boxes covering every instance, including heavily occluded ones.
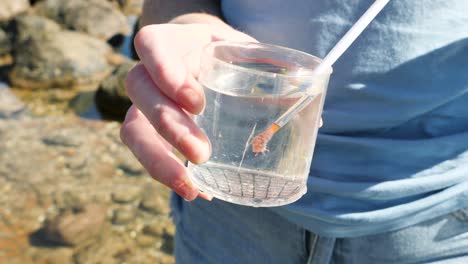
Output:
[140,0,228,27]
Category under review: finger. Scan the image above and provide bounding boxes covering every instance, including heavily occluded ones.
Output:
[134,24,212,114]
[121,106,212,202]
[197,191,213,201]
[126,63,211,164]
[134,24,257,114]
[120,105,201,201]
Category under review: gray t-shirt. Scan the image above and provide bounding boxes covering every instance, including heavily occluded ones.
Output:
[222,0,468,237]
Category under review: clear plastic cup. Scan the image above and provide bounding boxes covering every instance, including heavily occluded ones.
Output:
[188,41,332,207]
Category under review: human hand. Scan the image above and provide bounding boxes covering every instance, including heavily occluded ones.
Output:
[121,24,256,201]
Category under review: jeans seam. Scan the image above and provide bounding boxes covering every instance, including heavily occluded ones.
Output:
[306,233,319,264]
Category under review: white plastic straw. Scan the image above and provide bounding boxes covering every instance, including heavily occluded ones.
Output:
[311,0,390,77]
[274,0,391,128]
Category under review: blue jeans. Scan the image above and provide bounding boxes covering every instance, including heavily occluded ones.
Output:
[170,194,468,264]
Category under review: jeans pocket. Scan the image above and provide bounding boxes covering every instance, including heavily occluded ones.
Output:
[451,207,468,222]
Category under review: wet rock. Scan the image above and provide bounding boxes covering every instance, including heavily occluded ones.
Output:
[0,0,30,22]
[0,82,25,118]
[112,207,136,225]
[139,194,169,215]
[35,0,130,42]
[95,60,136,120]
[0,19,13,67]
[0,28,10,52]
[41,204,107,246]
[10,15,113,90]
[68,91,100,118]
[111,187,141,203]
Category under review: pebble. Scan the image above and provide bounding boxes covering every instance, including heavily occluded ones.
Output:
[111,187,141,203]
[118,154,144,176]
[112,207,136,225]
[65,155,88,170]
[136,234,155,248]
[142,221,164,237]
[42,132,82,147]
[164,223,175,237]
[139,195,168,215]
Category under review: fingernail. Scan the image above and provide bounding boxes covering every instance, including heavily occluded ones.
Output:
[183,134,211,164]
[181,88,203,114]
[123,105,139,123]
[175,179,198,201]
[198,192,213,201]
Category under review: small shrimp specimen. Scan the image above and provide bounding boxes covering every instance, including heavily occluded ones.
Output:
[251,123,280,156]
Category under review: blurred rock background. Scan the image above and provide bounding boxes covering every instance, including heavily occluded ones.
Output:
[0,0,176,263]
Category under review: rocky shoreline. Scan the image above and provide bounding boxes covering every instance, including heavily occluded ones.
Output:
[0,0,176,263]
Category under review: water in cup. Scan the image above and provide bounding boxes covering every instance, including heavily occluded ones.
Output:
[188,59,326,207]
